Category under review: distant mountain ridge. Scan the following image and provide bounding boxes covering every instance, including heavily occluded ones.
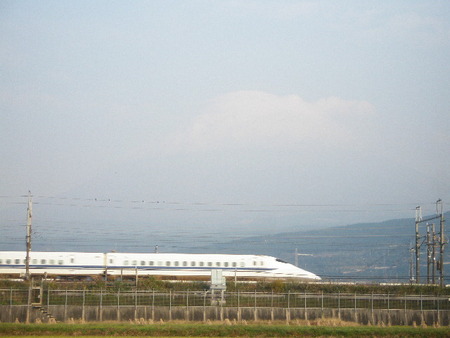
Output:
[207,212,450,283]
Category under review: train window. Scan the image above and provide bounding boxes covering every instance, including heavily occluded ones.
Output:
[232,262,237,267]
[207,262,212,267]
[199,262,204,267]
[166,261,171,267]
[15,259,20,264]
[124,260,129,266]
[260,261,264,266]
[58,260,63,265]
[50,260,55,265]
[240,262,244,267]
[149,261,154,266]
[0,259,2,264]
[70,258,74,264]
[174,261,179,267]
[157,261,162,266]
[109,259,114,264]
[132,260,137,266]
[224,262,229,267]
[32,259,37,264]
[191,261,196,267]
[6,259,11,264]
[216,262,221,267]
[41,259,46,264]
[253,261,257,266]
[140,261,145,265]
[182,261,187,267]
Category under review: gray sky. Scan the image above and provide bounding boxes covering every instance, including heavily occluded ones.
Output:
[1,1,449,236]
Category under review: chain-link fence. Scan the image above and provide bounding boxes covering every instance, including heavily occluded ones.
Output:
[1,289,449,311]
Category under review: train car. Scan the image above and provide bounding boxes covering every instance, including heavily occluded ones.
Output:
[0,251,320,281]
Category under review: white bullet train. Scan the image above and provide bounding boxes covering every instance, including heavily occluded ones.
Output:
[0,251,320,281]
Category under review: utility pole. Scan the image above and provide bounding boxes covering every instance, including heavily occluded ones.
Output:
[415,206,422,283]
[294,248,313,267]
[409,247,415,284]
[414,200,446,286]
[25,191,32,281]
[426,223,436,284]
[437,200,446,287]
[432,223,437,284]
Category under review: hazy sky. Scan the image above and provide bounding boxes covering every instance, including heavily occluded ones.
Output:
[1,1,449,235]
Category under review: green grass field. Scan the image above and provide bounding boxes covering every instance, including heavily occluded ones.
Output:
[0,322,449,337]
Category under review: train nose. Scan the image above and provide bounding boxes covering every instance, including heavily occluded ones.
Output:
[292,266,321,280]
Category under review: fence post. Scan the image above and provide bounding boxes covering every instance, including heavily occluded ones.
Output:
[203,291,207,322]
[420,292,423,312]
[117,289,120,321]
[404,293,407,325]
[370,292,374,324]
[134,288,138,321]
[338,292,341,319]
[64,289,68,322]
[286,291,290,323]
[254,290,257,321]
[237,291,241,322]
[82,289,86,322]
[437,295,440,326]
[99,289,103,322]
[152,289,155,321]
[321,291,324,318]
[169,290,172,321]
[271,290,274,321]
[186,290,189,321]
[9,288,13,322]
[304,290,307,320]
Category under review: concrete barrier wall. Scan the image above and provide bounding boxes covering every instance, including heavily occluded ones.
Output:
[1,305,448,326]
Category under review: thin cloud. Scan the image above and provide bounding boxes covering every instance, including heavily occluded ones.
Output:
[174,91,376,151]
